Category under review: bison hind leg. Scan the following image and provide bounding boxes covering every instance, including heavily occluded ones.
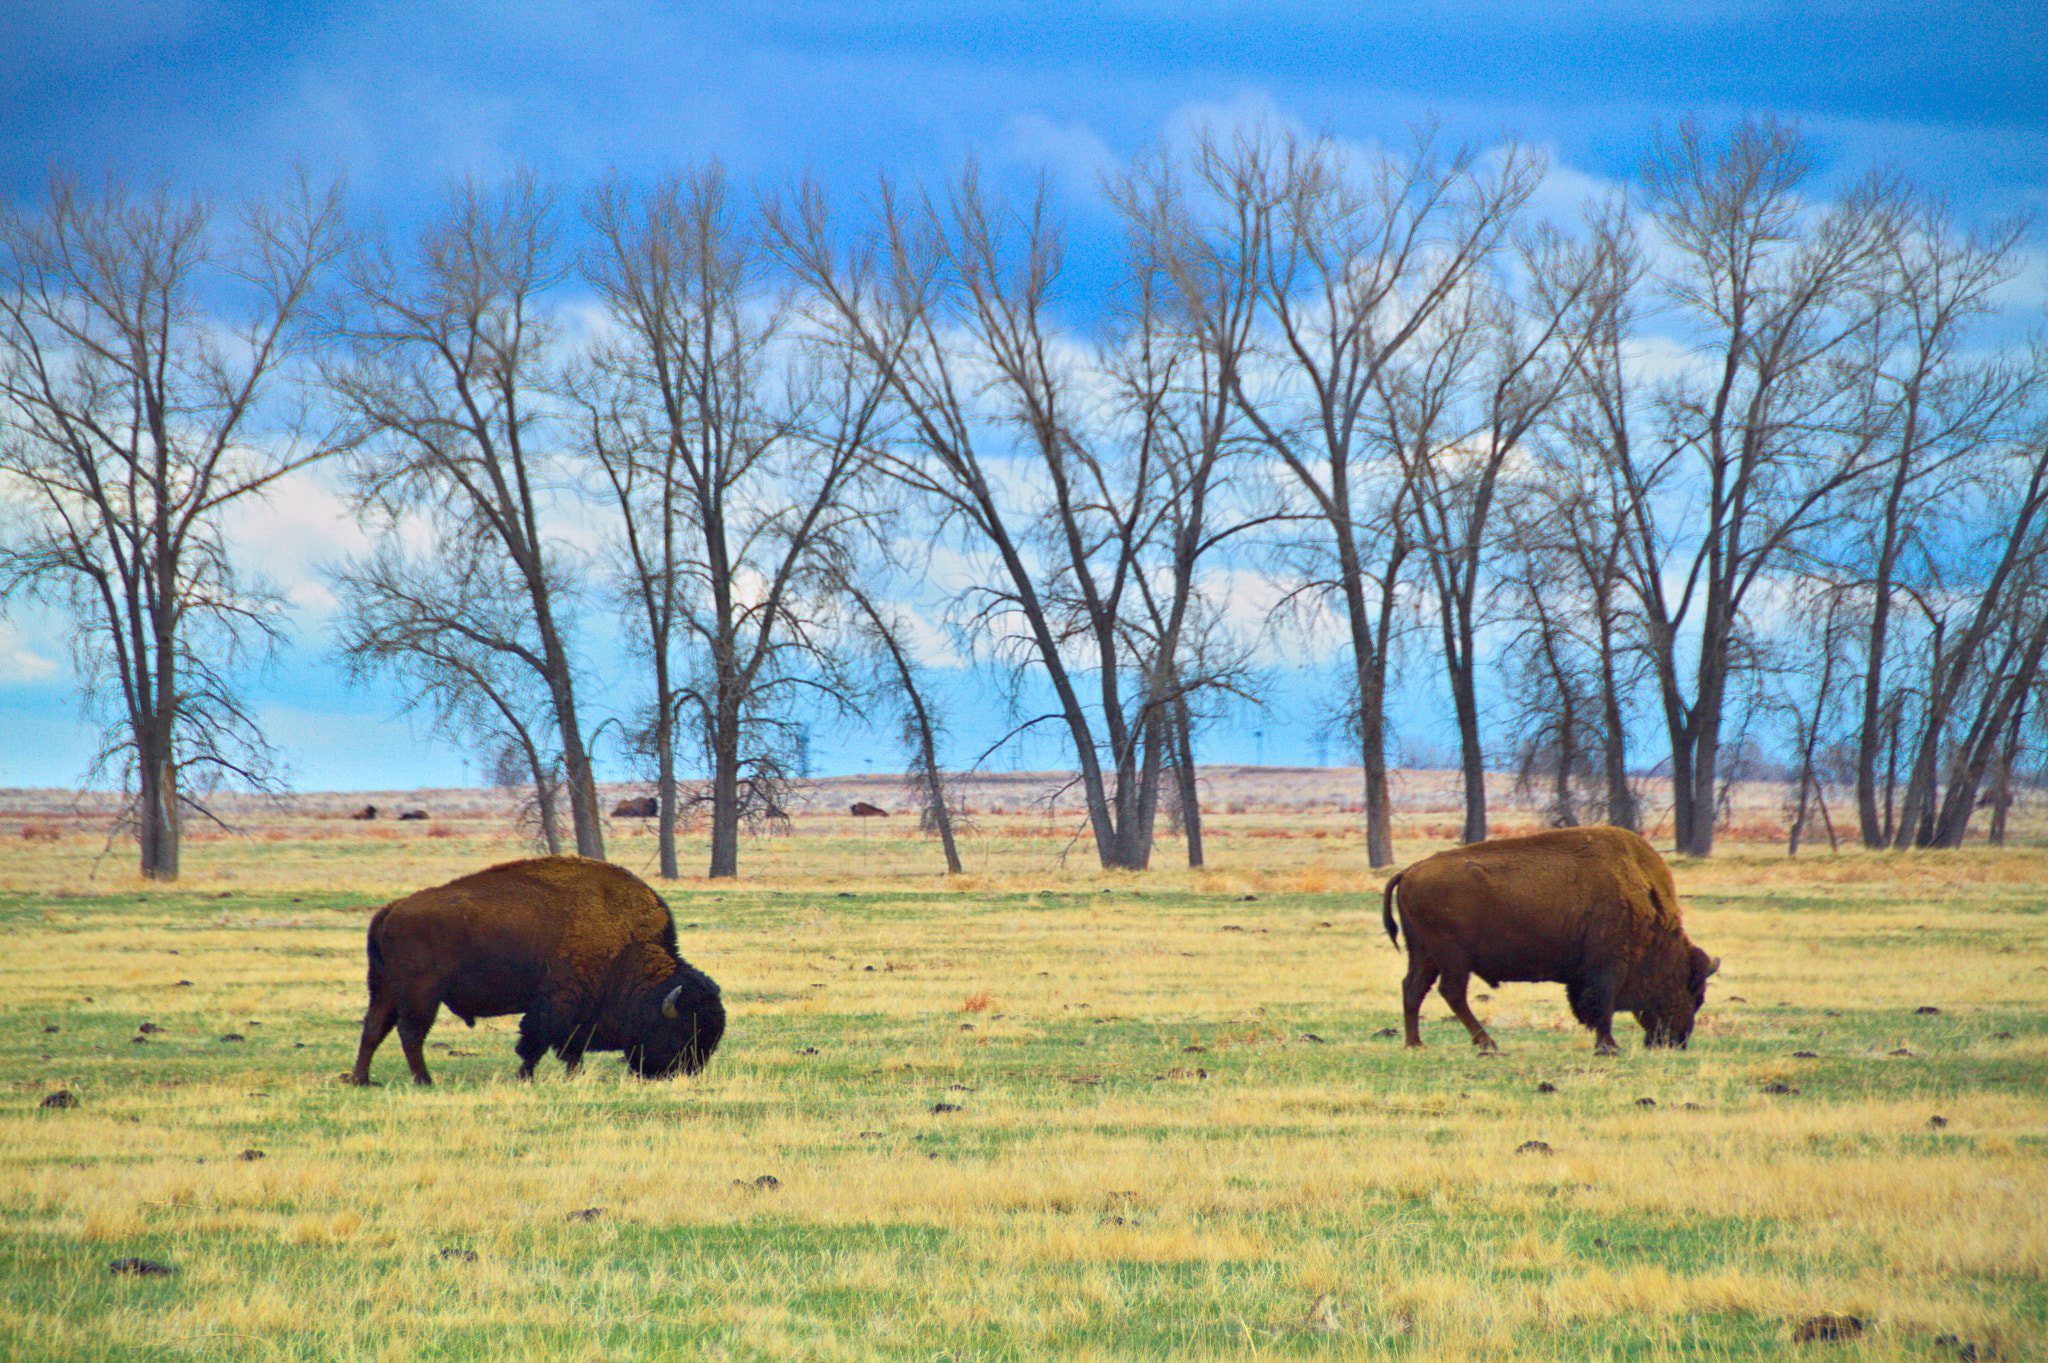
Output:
[1400,956,1440,1048]
[394,1003,440,1086]
[1436,969,1498,1052]
[349,993,399,1086]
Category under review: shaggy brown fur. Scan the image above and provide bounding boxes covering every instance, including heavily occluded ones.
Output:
[1380,826,1718,1054]
[349,856,722,1086]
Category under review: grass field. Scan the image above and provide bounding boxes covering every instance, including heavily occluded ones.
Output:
[1,807,2044,1361]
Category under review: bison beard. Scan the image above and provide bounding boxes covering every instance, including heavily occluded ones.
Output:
[1380,826,1719,1055]
[348,856,724,1086]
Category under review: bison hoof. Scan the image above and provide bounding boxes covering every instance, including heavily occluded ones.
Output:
[1594,1042,1620,1057]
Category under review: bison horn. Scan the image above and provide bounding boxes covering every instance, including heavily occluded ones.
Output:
[661,985,684,1019]
[1707,956,1722,976]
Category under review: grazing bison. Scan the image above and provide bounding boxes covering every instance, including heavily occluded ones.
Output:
[612,796,660,818]
[348,856,723,1086]
[1381,826,1718,1055]
[850,801,889,817]
[349,805,377,820]
[397,809,428,821]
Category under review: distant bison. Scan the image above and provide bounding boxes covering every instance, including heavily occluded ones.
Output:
[349,805,377,820]
[348,856,723,1086]
[850,802,889,817]
[612,796,660,818]
[1381,826,1718,1054]
[397,809,428,821]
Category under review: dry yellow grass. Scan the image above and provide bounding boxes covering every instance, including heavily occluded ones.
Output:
[1,804,2044,1359]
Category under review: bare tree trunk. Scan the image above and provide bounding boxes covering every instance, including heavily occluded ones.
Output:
[1986,693,2025,846]
[1172,696,1205,868]
[1596,609,1639,831]
[707,694,742,879]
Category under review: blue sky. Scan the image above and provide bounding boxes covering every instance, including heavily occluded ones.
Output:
[3,1,2045,792]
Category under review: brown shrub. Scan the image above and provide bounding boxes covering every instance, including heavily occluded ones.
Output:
[961,991,994,1013]
[20,822,61,843]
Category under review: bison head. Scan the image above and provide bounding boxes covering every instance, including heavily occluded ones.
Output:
[623,964,726,1077]
[1634,946,1720,1048]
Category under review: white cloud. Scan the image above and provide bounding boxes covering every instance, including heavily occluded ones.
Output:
[0,619,62,685]
[1000,113,1122,198]
[220,468,376,619]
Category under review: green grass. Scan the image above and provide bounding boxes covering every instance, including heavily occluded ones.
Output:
[1,841,2045,1361]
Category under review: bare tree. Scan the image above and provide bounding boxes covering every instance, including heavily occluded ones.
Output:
[1535,204,1654,832]
[0,173,345,879]
[1499,533,1611,830]
[1184,124,1541,865]
[1375,224,1608,843]
[1833,196,2039,847]
[1890,413,2048,847]
[580,166,886,879]
[1620,117,1901,856]
[331,548,566,853]
[1776,584,1853,855]
[772,169,1190,870]
[1106,152,1280,866]
[842,579,964,873]
[326,173,606,859]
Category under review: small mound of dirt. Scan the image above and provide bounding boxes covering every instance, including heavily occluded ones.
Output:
[1792,1314,1863,1343]
[109,1258,176,1277]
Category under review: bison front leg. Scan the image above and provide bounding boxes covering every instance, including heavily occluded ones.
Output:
[514,1017,553,1080]
[1566,969,1622,1055]
[555,1026,592,1076]
[1436,969,1498,1052]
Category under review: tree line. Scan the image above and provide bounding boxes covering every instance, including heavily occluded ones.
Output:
[3,117,2044,881]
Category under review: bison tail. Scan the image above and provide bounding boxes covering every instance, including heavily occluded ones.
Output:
[1381,871,1404,947]
[364,906,390,992]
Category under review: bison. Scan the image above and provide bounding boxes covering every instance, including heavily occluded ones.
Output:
[612,796,660,818]
[348,856,723,1086]
[349,805,377,820]
[1380,826,1718,1055]
[850,801,888,817]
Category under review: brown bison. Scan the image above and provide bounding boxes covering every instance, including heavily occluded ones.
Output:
[348,856,723,1086]
[1381,826,1718,1054]
[349,805,377,820]
[850,801,889,817]
[612,796,659,818]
